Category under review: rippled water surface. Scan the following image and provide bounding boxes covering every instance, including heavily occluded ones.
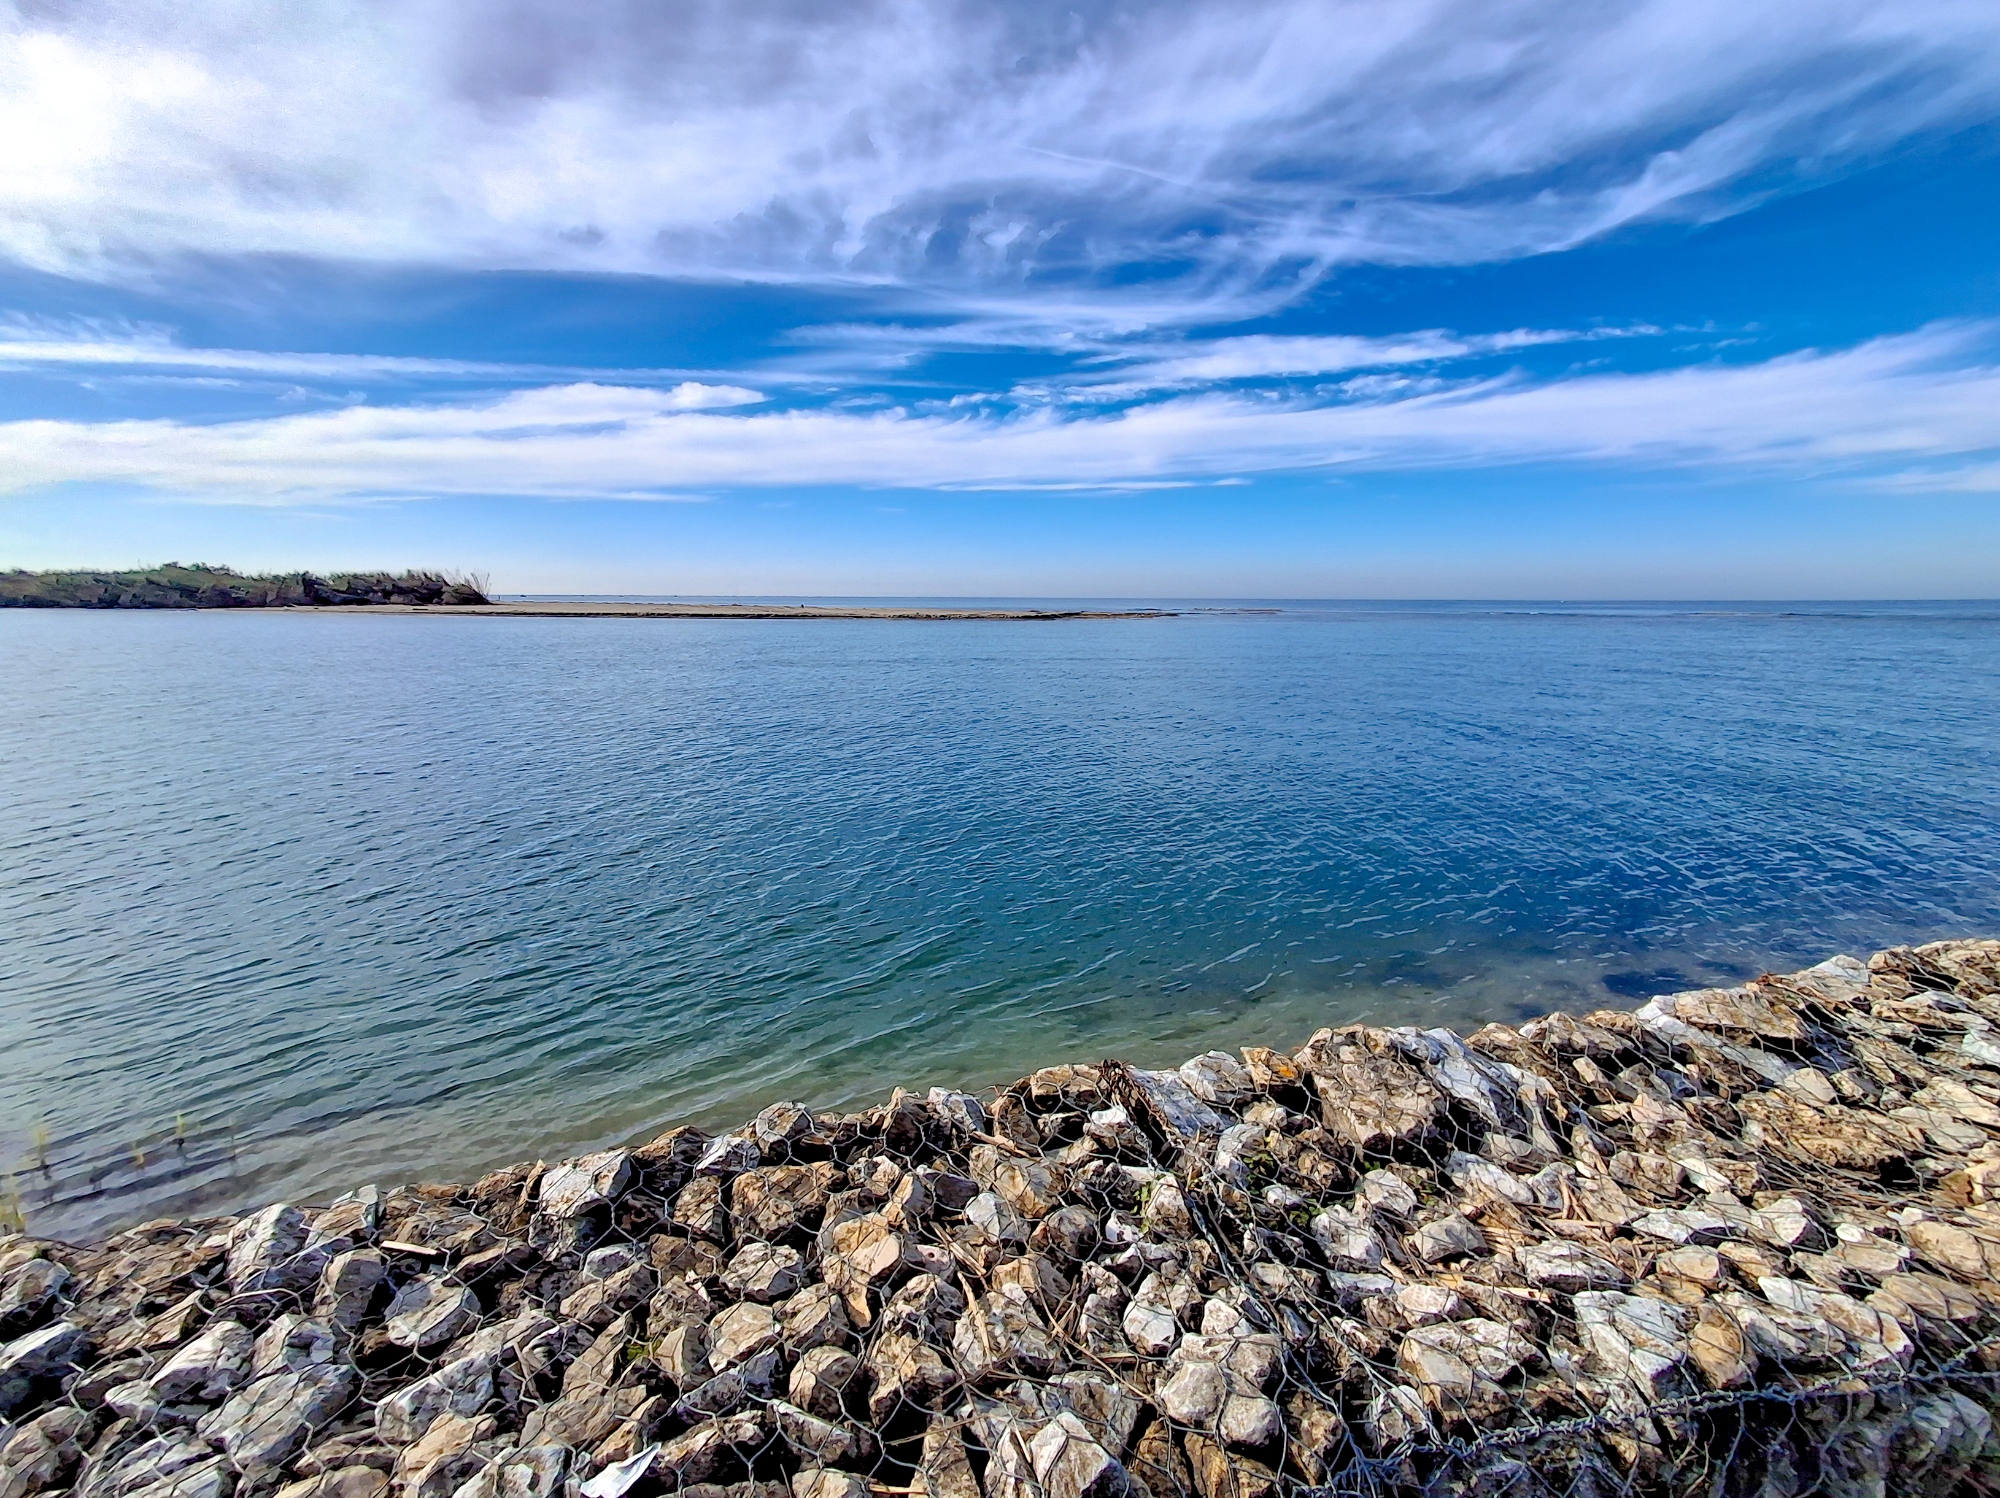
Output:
[4,602,1998,1239]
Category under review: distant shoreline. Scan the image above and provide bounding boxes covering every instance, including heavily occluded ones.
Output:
[277,601,1177,620]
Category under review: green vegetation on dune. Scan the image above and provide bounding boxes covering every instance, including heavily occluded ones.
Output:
[0,563,490,608]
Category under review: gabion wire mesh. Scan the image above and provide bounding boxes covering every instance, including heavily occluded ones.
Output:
[6,938,2000,1498]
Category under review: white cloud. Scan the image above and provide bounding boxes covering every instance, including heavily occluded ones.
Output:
[1,322,1994,502]
[1061,327,1654,395]
[0,0,1994,321]
[0,318,771,390]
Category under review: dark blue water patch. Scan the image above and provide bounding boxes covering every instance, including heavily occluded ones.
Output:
[1,602,1996,1241]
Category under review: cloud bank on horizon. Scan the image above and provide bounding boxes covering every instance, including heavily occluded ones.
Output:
[0,0,1998,515]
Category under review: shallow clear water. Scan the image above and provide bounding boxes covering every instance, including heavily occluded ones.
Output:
[3,601,1997,1241]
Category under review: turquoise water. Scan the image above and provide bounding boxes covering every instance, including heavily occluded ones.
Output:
[3,601,1997,1240]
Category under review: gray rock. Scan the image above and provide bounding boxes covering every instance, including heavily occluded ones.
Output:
[199,1364,357,1477]
[315,1250,386,1333]
[1140,1178,1195,1240]
[964,1193,1028,1247]
[0,1261,70,1334]
[1410,1214,1488,1265]
[651,1321,711,1389]
[1178,1052,1254,1108]
[694,1136,761,1178]
[953,1289,1059,1383]
[559,1262,656,1330]
[791,1472,867,1498]
[1156,1361,1225,1426]
[1217,1393,1283,1450]
[1310,1207,1384,1271]
[580,1246,638,1281]
[0,1320,90,1416]
[374,1352,496,1445]
[225,1205,309,1293]
[673,1348,782,1420]
[1358,1169,1419,1219]
[1029,1411,1128,1498]
[0,1403,91,1498]
[862,1330,956,1423]
[1032,1206,1101,1262]
[1126,1071,1225,1141]
[721,1244,804,1304]
[1516,1242,1627,1293]
[1046,1371,1144,1460]
[447,1447,568,1498]
[1573,1291,1693,1401]
[537,1151,632,1218]
[384,1279,479,1350]
[249,1317,337,1379]
[751,1103,815,1152]
[779,1284,849,1355]
[926,1089,986,1135]
[112,1321,254,1419]
[771,1400,874,1467]
[708,1303,781,1372]
[655,1413,765,1487]
[76,1433,213,1498]
[786,1347,861,1423]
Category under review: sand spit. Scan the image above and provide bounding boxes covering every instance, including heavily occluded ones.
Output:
[7,940,2000,1497]
[278,604,1174,621]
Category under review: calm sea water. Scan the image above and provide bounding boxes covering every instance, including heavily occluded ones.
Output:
[3,601,1998,1241]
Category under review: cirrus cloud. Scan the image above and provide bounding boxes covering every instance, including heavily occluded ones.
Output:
[0,0,1996,326]
[0,322,1994,502]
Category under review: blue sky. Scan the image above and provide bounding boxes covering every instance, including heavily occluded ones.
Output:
[1,0,1998,596]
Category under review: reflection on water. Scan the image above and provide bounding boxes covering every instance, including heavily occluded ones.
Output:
[2,601,1996,1240]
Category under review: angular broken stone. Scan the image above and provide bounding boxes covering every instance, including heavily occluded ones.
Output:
[1687,1303,1754,1390]
[1517,1241,1627,1292]
[384,1277,479,1349]
[952,1288,1060,1383]
[1410,1214,1487,1265]
[820,1214,905,1325]
[1358,1170,1418,1219]
[708,1302,781,1372]
[199,1363,358,1477]
[965,1192,1029,1247]
[672,1176,729,1243]
[785,1345,861,1422]
[732,1164,841,1241]
[778,1283,850,1354]
[561,1261,658,1329]
[316,1249,386,1332]
[1179,1052,1255,1107]
[147,1319,258,1408]
[0,1320,89,1416]
[862,1329,955,1423]
[1029,1410,1129,1498]
[1310,1206,1384,1271]
[227,1204,329,1296]
[537,1151,633,1218]
[1295,1038,1440,1153]
[1573,1292,1693,1400]
[694,1135,761,1178]
[770,1399,874,1467]
[721,1243,805,1304]
[0,1259,70,1334]
[375,1350,495,1445]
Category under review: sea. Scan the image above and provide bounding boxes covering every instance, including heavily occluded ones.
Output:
[3,599,1997,1241]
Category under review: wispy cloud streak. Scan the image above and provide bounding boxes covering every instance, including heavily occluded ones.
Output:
[1,323,1993,502]
[1,0,1994,324]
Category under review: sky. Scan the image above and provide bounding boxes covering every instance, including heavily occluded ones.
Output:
[1,0,1998,597]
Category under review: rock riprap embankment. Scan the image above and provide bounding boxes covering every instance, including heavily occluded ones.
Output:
[8,941,2000,1498]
